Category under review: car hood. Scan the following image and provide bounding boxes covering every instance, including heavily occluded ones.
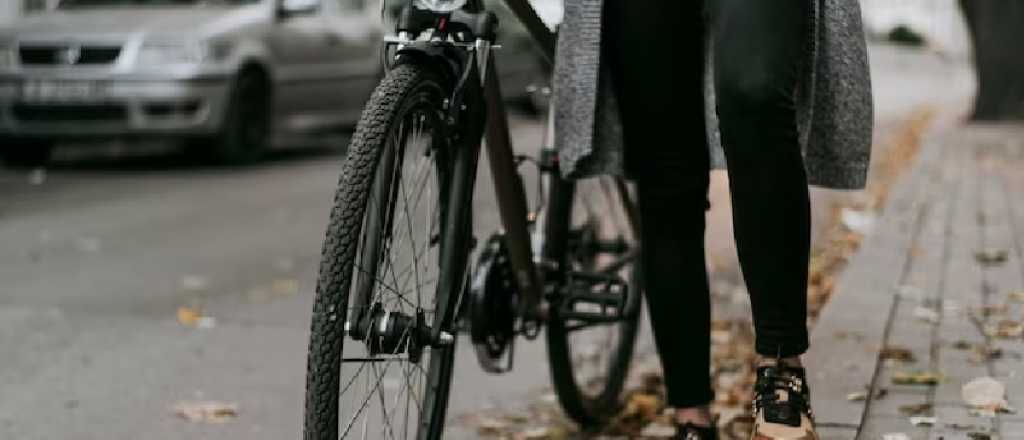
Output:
[2,5,268,40]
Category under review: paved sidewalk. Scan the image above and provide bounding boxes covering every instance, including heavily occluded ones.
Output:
[808,123,1024,440]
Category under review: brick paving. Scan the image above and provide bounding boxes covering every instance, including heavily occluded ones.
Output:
[807,123,1024,440]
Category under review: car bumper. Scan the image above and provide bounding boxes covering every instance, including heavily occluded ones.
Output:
[0,74,232,139]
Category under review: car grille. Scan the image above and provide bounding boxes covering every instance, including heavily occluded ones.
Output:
[12,103,128,123]
[19,45,123,66]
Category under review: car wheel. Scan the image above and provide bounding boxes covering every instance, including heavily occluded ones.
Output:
[191,72,270,165]
[1,139,54,168]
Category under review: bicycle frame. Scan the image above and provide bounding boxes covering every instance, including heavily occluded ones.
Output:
[475,0,556,322]
[387,0,638,345]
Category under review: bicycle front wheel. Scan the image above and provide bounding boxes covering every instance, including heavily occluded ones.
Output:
[304,63,465,440]
[544,176,642,429]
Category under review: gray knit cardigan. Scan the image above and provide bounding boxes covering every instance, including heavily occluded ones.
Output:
[552,0,874,190]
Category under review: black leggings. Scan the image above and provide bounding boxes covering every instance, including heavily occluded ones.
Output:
[604,0,812,407]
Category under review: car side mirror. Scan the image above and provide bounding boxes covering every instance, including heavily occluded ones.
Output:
[277,0,320,19]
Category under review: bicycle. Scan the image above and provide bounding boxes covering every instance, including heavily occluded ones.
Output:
[303,0,642,438]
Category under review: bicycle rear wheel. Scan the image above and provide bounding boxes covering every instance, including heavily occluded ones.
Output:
[304,63,467,440]
[544,175,642,429]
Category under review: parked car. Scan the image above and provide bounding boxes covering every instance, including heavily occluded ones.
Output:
[0,0,553,166]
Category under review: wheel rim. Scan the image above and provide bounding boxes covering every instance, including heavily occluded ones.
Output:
[550,177,641,420]
[337,93,449,440]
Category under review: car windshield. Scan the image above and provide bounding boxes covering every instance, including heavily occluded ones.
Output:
[58,0,261,7]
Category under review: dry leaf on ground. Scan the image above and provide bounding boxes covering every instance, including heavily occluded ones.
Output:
[475,416,509,436]
[913,306,941,325]
[177,306,216,329]
[892,371,942,386]
[173,401,238,423]
[880,346,917,363]
[271,278,300,296]
[840,208,877,235]
[638,422,676,438]
[909,416,937,427]
[962,377,1010,413]
[984,320,1024,339]
[898,403,933,416]
[974,249,1009,266]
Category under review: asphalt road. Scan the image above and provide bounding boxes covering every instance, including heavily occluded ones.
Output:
[0,114,587,439]
[0,43,976,440]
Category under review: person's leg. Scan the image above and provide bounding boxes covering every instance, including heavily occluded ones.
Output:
[712,0,812,362]
[603,0,715,421]
[712,0,817,438]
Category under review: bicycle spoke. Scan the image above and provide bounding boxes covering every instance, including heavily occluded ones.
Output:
[334,106,447,440]
[371,363,398,440]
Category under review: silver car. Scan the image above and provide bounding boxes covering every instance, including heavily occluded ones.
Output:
[0,0,551,165]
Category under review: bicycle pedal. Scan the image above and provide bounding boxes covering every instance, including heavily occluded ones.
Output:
[558,271,630,322]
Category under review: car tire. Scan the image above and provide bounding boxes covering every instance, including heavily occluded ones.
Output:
[189,71,271,165]
[1,139,54,168]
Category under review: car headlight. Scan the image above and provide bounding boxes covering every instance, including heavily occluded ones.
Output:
[413,0,468,12]
[136,40,231,66]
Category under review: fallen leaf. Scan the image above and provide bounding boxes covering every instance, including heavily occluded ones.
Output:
[518,426,567,440]
[984,320,1023,339]
[962,377,1009,413]
[967,433,994,440]
[893,371,942,386]
[177,306,201,327]
[968,407,998,418]
[841,208,877,235]
[909,416,937,427]
[975,249,1009,266]
[969,346,1003,364]
[880,346,917,363]
[195,316,217,329]
[898,403,933,416]
[874,388,889,400]
[945,422,985,431]
[952,340,974,350]
[846,391,867,402]
[913,306,941,325]
[974,304,1009,318]
[177,306,215,329]
[271,278,300,297]
[639,422,676,438]
[173,401,238,423]
[1008,290,1024,302]
[475,416,508,435]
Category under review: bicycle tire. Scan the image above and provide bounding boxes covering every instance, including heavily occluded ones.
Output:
[544,176,642,429]
[304,62,464,440]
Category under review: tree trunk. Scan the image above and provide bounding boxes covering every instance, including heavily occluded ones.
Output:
[959,0,1024,120]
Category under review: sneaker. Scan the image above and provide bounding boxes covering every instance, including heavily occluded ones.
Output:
[675,422,718,440]
[750,364,818,440]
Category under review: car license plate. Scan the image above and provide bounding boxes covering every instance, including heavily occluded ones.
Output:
[21,80,105,102]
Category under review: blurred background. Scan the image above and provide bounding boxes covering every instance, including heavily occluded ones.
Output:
[0,0,1021,438]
